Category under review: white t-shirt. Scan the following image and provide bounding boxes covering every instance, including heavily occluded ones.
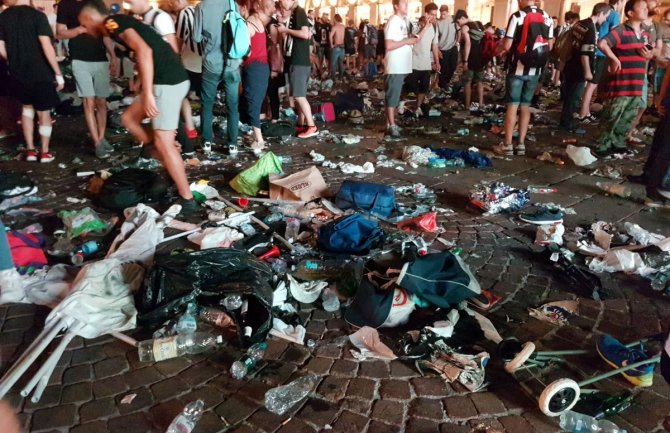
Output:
[176,6,203,73]
[142,7,176,40]
[384,15,412,75]
[412,23,437,71]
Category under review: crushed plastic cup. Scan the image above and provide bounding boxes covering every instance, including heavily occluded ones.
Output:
[264,374,320,415]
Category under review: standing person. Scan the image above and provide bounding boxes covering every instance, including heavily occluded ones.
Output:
[57,0,117,159]
[551,11,579,87]
[78,1,196,213]
[578,0,623,123]
[653,9,670,111]
[363,19,378,77]
[407,3,439,117]
[330,14,345,81]
[376,22,385,70]
[314,13,330,76]
[460,18,487,111]
[436,5,459,90]
[193,0,242,155]
[266,2,285,122]
[495,0,553,157]
[344,19,357,74]
[559,4,611,135]
[242,0,273,154]
[384,0,421,138]
[0,0,63,163]
[594,0,650,156]
[277,0,317,138]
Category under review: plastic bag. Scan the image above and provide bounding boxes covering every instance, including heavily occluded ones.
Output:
[469,182,529,215]
[58,207,112,239]
[566,145,597,166]
[229,152,283,196]
[264,374,320,415]
[140,249,274,346]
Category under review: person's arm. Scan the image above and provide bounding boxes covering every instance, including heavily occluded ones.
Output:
[329,26,335,47]
[38,35,64,90]
[56,23,86,40]
[0,40,7,60]
[599,38,621,72]
[581,54,592,81]
[118,28,158,117]
[432,41,440,70]
[164,33,179,53]
[657,63,670,114]
[385,19,417,52]
[461,24,470,70]
[103,36,119,77]
[192,4,203,43]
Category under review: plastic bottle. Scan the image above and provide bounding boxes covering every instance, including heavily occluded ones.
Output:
[269,205,315,221]
[284,218,300,243]
[221,295,243,311]
[278,155,292,164]
[165,400,205,433]
[651,270,670,291]
[559,410,627,433]
[230,342,267,379]
[199,307,234,328]
[264,374,321,415]
[138,332,224,362]
[71,240,102,265]
[321,287,340,312]
[270,258,288,274]
[292,259,349,281]
[306,335,350,349]
[175,303,198,334]
[596,182,632,198]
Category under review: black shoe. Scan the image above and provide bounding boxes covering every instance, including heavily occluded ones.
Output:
[175,197,199,217]
[627,174,647,185]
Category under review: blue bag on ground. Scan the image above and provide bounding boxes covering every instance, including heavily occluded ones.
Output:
[317,214,384,255]
[335,180,396,217]
[396,251,481,307]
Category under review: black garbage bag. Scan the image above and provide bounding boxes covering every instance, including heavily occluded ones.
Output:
[139,248,274,347]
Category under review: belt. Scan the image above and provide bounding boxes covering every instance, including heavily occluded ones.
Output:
[333,45,344,48]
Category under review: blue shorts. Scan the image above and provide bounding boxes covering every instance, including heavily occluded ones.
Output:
[505,74,540,106]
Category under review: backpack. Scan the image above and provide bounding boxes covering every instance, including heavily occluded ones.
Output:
[317,214,384,255]
[222,0,251,60]
[97,168,168,211]
[482,31,498,64]
[335,180,396,217]
[514,6,550,68]
[366,24,378,47]
[549,25,579,70]
[345,27,356,52]
[7,231,48,270]
[467,22,486,70]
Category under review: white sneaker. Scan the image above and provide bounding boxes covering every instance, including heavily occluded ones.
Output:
[228,144,239,155]
[201,141,212,154]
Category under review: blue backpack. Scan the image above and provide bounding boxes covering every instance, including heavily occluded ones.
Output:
[317,214,384,255]
[222,0,251,60]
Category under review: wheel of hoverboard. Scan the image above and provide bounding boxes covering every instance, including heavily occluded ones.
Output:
[538,378,581,417]
[504,341,536,373]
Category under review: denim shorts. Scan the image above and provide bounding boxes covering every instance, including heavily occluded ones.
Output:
[505,74,540,106]
[385,74,406,108]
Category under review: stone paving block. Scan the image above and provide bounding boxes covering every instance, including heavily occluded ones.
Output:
[439,423,471,433]
[116,387,154,414]
[467,418,505,432]
[380,380,411,400]
[61,382,93,404]
[23,386,61,411]
[406,416,441,433]
[238,381,272,404]
[6,304,38,318]
[499,415,534,433]
[62,364,93,385]
[305,357,334,375]
[314,345,343,359]
[1,315,36,332]
[94,356,129,379]
[107,411,154,433]
[215,395,258,425]
[71,421,110,433]
[316,376,349,402]
[371,400,404,425]
[150,376,191,401]
[521,412,560,433]
[331,410,369,433]
[470,392,507,416]
[330,359,358,378]
[280,345,311,365]
[443,396,478,420]
[122,366,165,388]
[153,357,192,376]
[192,411,226,433]
[409,398,444,421]
[368,420,402,433]
[31,404,78,430]
[411,377,452,398]
[79,398,118,422]
[257,361,298,387]
[390,360,420,378]
[277,417,316,433]
[358,360,389,379]
[346,378,376,400]
[296,398,339,428]
[92,376,129,399]
[150,399,188,431]
[340,397,372,415]
[247,408,289,432]
[179,363,222,387]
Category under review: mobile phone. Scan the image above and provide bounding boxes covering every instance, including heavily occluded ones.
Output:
[645,43,653,50]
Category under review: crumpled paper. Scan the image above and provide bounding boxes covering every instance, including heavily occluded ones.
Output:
[535,223,565,245]
[270,317,306,345]
[322,160,375,174]
[187,227,243,249]
[566,145,598,166]
[589,250,656,276]
[349,326,397,360]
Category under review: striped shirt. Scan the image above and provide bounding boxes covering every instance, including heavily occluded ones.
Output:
[602,23,649,98]
[176,6,203,73]
[504,6,554,77]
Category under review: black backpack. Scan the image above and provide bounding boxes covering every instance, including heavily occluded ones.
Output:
[97,168,168,211]
[515,6,550,68]
[345,27,356,52]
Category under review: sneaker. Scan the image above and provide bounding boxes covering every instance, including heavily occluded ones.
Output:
[519,207,564,225]
[579,114,598,124]
[175,197,199,217]
[644,189,670,208]
[228,144,239,155]
[297,126,318,139]
[25,150,38,162]
[415,107,424,118]
[95,144,111,159]
[99,138,114,153]
[493,143,513,156]
[516,143,526,156]
[596,335,655,387]
[201,141,212,154]
[39,152,55,163]
[295,124,307,134]
[387,124,401,138]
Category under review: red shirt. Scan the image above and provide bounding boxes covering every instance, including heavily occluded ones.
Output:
[244,26,268,66]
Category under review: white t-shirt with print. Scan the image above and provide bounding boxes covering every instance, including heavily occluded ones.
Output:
[384,15,412,75]
[143,8,176,40]
[412,23,437,71]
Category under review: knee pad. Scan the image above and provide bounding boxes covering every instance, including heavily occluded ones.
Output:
[38,125,52,138]
[22,107,35,119]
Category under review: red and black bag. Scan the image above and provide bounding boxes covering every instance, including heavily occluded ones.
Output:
[515,6,550,68]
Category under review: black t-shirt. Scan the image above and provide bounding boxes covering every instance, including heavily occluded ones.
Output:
[315,21,331,47]
[57,0,107,61]
[290,7,311,66]
[104,14,187,85]
[0,6,54,83]
[565,18,597,80]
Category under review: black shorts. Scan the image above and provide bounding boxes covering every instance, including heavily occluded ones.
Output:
[591,56,607,84]
[187,70,202,98]
[11,78,59,111]
[405,69,431,94]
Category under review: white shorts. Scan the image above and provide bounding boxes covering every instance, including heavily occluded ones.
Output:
[152,80,189,130]
[72,60,110,98]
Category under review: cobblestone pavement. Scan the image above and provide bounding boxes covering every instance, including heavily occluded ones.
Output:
[0,82,669,433]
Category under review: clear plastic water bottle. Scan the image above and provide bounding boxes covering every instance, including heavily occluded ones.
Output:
[221,295,243,311]
[651,270,670,291]
[321,287,340,312]
[165,400,205,433]
[264,374,320,415]
[278,155,292,164]
[199,307,234,328]
[230,342,267,380]
[138,332,224,362]
[174,303,198,334]
[559,410,627,433]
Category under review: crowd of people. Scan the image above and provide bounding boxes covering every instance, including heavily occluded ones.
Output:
[1,0,670,212]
